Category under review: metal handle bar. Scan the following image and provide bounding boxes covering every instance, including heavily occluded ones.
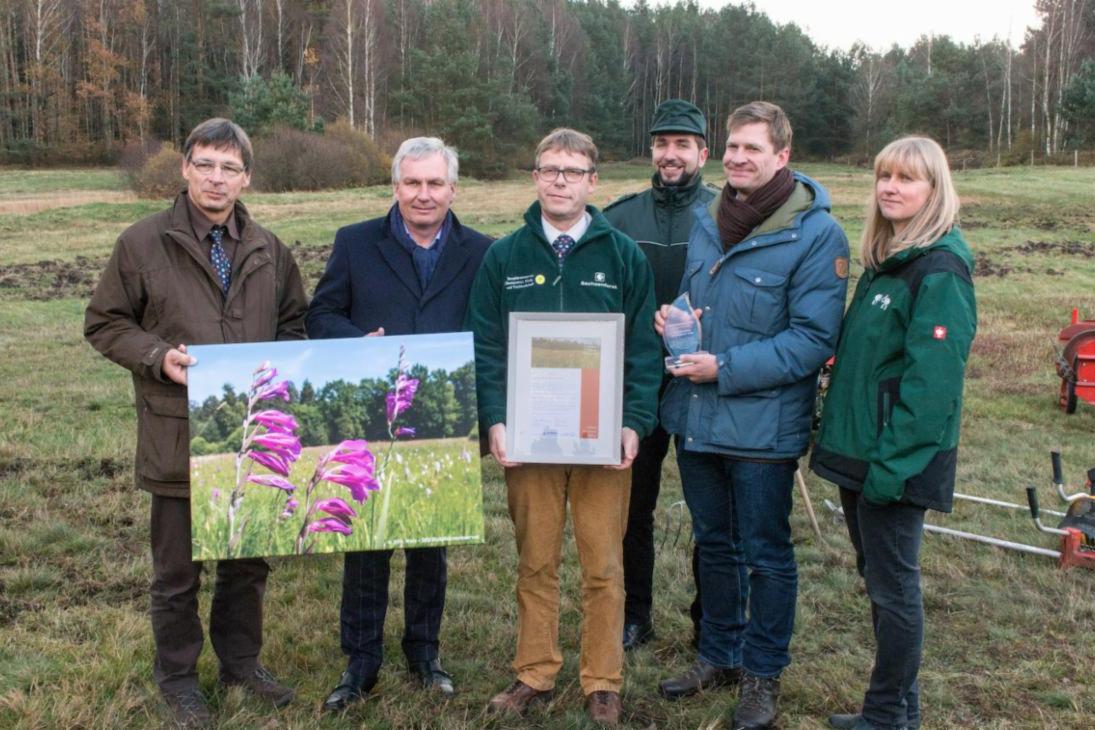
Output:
[1027,486,1068,536]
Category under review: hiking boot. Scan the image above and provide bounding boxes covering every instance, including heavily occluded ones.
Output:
[829,712,915,730]
[659,658,742,699]
[163,688,212,729]
[731,673,780,729]
[221,665,295,707]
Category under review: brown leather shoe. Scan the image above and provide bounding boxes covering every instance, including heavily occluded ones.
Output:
[487,680,553,715]
[586,690,622,726]
[220,665,295,708]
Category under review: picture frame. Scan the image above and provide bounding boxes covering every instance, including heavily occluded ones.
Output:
[505,312,625,465]
[185,333,484,560]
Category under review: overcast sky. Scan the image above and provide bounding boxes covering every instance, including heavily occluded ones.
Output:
[691,0,1040,50]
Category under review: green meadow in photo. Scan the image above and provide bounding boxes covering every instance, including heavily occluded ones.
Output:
[190,439,482,560]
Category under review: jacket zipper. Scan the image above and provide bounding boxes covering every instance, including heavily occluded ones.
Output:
[557,253,565,311]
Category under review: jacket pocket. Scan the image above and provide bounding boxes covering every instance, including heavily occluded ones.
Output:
[726,267,788,335]
[709,388,781,451]
[875,376,901,436]
[138,393,190,483]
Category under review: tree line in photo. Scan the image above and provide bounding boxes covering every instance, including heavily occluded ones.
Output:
[2,0,1093,177]
[189,361,478,455]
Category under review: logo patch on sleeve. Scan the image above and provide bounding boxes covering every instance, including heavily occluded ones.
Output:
[933,326,947,340]
[834,256,849,279]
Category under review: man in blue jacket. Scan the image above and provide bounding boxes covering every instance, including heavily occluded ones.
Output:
[655,102,849,729]
[306,137,492,712]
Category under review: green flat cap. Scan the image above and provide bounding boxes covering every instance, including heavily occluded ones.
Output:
[650,99,706,138]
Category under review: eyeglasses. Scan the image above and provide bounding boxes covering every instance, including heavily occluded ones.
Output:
[189,158,247,179]
[535,166,594,183]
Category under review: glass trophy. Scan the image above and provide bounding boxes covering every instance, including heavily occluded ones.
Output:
[663,293,703,369]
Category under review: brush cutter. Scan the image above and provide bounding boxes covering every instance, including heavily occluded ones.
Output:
[823,451,1095,569]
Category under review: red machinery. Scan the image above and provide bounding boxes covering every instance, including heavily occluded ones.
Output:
[1055,308,1095,413]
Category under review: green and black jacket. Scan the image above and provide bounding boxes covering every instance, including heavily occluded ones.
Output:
[465,201,661,438]
[810,227,977,511]
[603,172,717,308]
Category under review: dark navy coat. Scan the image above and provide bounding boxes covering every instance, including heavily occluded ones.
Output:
[306,207,492,338]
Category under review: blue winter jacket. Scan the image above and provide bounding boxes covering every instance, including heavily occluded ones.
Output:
[660,172,849,460]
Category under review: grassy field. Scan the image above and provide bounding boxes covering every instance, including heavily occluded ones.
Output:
[1,160,1094,729]
[190,439,483,561]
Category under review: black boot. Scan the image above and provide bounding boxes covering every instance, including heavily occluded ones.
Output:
[732,673,780,729]
[622,621,655,651]
[658,658,741,700]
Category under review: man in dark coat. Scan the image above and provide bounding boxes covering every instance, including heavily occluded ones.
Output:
[307,136,491,712]
[602,99,715,653]
[84,118,308,729]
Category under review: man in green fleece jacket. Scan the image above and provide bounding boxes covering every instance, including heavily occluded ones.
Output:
[467,128,660,727]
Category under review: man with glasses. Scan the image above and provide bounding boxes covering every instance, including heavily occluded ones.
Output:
[85,118,307,728]
[466,128,661,726]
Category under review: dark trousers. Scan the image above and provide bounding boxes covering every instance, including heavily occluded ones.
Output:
[622,426,701,630]
[677,448,798,677]
[340,547,447,677]
[150,495,268,694]
[840,488,926,730]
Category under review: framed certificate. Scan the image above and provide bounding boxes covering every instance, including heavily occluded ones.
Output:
[506,312,625,465]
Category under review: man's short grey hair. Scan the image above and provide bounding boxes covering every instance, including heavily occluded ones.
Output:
[391,137,459,183]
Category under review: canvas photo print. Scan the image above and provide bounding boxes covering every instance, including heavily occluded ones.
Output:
[186,333,483,560]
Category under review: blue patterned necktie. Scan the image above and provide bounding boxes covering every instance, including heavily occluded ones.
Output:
[209,225,231,295]
[552,234,575,261]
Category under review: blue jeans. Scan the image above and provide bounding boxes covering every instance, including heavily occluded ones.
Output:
[676,446,798,677]
[840,488,925,730]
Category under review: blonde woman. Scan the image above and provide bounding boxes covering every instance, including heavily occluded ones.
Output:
[810,136,977,730]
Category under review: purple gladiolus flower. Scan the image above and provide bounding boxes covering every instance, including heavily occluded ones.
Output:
[246,449,291,476]
[322,440,376,470]
[250,409,298,433]
[253,360,271,374]
[252,432,302,460]
[385,375,419,422]
[247,474,297,492]
[308,517,353,535]
[395,426,416,438]
[314,497,357,519]
[256,380,291,402]
[280,498,299,519]
[252,366,278,389]
[320,464,381,503]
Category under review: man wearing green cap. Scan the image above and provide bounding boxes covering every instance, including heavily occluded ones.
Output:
[603,99,714,652]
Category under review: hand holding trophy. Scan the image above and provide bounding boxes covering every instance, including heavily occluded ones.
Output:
[662,293,705,370]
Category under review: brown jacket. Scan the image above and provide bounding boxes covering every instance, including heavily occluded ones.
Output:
[84,192,308,497]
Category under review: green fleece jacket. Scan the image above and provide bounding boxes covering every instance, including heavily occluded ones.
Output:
[465,201,661,437]
[810,227,977,511]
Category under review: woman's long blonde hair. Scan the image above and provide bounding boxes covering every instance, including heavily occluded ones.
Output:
[860,136,959,269]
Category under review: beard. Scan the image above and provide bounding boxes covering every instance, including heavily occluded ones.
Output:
[657,166,696,188]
